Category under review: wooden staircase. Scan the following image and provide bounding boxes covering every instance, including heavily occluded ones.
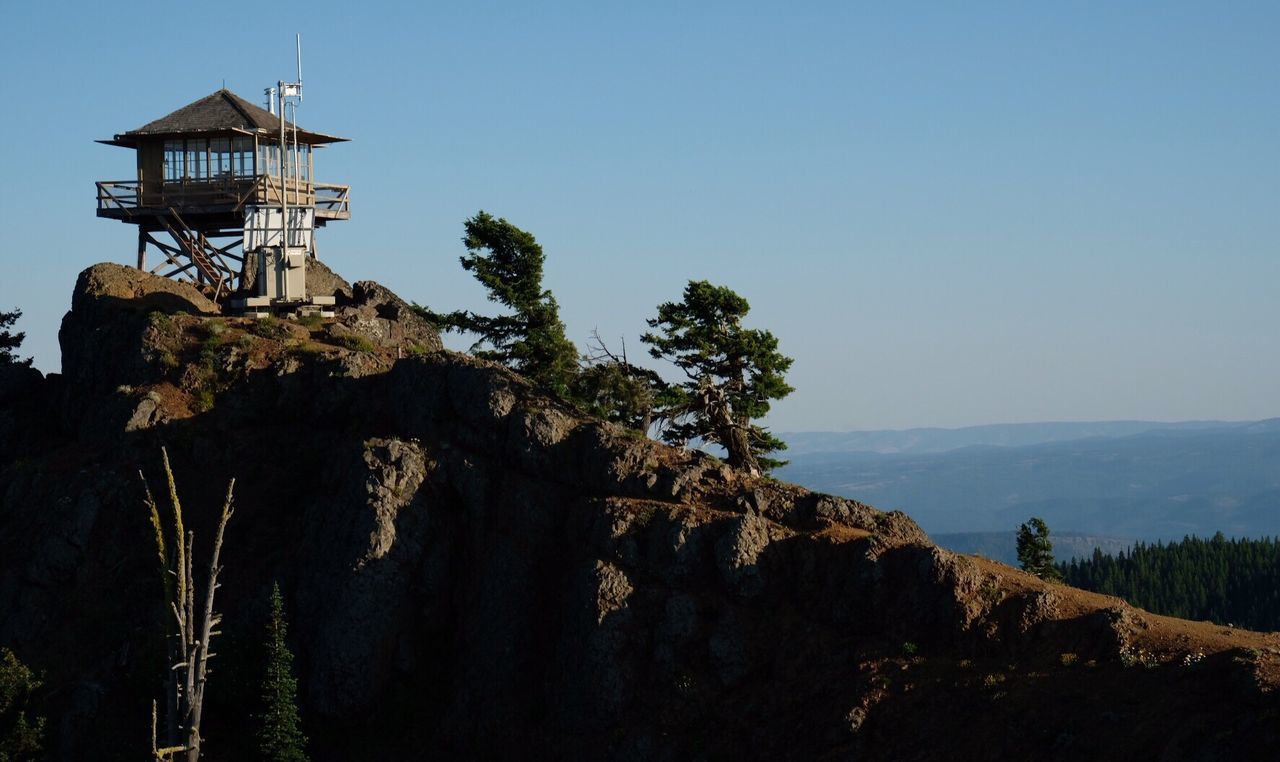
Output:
[160,208,234,302]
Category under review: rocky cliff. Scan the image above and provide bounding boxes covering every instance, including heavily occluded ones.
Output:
[1,264,1277,761]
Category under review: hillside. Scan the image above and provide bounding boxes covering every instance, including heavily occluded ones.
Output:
[0,264,1277,760]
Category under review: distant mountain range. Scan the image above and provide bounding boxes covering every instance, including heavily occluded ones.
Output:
[777,420,1241,456]
[776,419,1280,540]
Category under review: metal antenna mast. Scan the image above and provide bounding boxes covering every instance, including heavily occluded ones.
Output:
[277,34,304,299]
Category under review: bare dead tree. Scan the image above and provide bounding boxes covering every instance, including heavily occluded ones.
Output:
[142,448,235,762]
[576,329,663,432]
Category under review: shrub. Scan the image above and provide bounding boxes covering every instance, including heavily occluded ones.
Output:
[288,342,326,358]
[334,334,376,353]
[251,317,292,341]
[0,647,45,760]
[195,389,216,412]
[157,349,180,371]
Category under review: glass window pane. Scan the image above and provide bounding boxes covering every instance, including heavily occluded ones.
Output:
[163,140,183,181]
[211,138,231,177]
[232,137,254,177]
[186,139,207,180]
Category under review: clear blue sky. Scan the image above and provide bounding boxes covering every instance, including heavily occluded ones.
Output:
[1,1,1276,430]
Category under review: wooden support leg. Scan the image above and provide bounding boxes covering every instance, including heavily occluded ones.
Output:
[137,228,147,271]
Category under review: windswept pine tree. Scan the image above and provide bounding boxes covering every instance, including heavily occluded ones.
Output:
[257,583,308,762]
[419,211,580,399]
[642,280,794,476]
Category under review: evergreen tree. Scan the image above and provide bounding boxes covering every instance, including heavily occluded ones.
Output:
[641,280,794,476]
[0,309,30,367]
[1016,517,1063,582]
[1061,534,1280,631]
[0,647,44,762]
[420,212,579,399]
[257,583,307,762]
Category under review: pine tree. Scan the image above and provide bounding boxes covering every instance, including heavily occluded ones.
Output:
[0,309,31,367]
[257,583,307,762]
[1016,517,1063,582]
[419,211,579,399]
[642,280,794,475]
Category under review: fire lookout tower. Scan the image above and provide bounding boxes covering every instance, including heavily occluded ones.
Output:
[95,86,350,311]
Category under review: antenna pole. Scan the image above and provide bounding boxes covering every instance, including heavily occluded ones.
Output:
[296,34,303,95]
[279,81,288,300]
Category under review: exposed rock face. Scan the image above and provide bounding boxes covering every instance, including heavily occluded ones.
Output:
[328,280,443,353]
[0,264,1277,761]
[305,257,355,302]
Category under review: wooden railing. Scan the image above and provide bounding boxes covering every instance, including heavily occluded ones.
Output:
[315,183,351,216]
[97,180,140,213]
[96,176,350,216]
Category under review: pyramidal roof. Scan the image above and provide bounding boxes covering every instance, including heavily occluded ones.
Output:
[101,89,348,146]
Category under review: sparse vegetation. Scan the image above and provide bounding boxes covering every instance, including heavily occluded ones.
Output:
[295,313,324,330]
[288,341,326,358]
[250,317,292,341]
[198,319,226,338]
[195,388,216,412]
[630,504,659,528]
[1118,646,1159,669]
[148,312,177,336]
[333,334,376,353]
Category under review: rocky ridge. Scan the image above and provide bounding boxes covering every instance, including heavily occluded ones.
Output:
[0,264,1277,760]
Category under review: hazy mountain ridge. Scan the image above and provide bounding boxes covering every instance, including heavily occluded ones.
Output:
[778,420,1245,456]
[777,423,1280,538]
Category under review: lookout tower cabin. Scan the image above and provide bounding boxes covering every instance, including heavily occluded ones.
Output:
[95,88,350,310]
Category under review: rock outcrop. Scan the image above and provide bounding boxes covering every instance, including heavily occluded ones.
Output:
[1,264,1277,761]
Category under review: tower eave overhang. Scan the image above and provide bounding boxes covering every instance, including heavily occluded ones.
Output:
[97,127,349,149]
